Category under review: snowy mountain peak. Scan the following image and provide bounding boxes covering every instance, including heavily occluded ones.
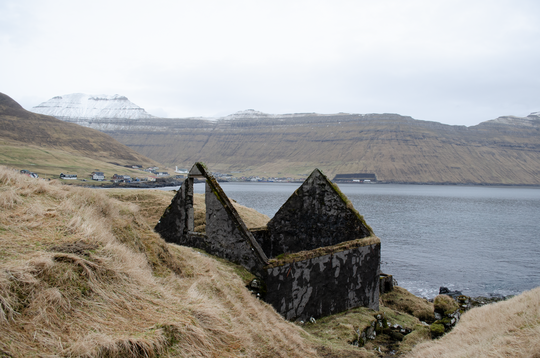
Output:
[221,109,278,120]
[487,111,540,126]
[31,93,155,120]
[220,109,323,121]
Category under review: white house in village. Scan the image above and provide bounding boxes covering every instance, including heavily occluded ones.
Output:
[92,172,105,181]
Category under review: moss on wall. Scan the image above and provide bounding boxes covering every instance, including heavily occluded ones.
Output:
[265,235,380,268]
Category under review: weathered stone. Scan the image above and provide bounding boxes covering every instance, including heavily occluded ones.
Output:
[204,182,267,272]
[263,243,380,321]
[259,169,373,258]
[155,162,381,321]
[431,295,462,336]
[155,177,194,244]
[439,286,463,299]
[155,163,267,272]
[374,312,389,334]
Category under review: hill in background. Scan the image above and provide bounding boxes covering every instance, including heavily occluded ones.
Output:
[0,92,160,180]
[80,111,540,185]
[26,93,540,185]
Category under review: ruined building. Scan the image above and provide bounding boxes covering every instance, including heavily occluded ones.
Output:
[155,163,381,321]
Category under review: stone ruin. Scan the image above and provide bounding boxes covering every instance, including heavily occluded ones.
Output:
[155,162,381,321]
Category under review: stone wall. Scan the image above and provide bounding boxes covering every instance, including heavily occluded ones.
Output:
[261,169,373,258]
[155,163,381,321]
[263,242,380,321]
[155,177,193,244]
[155,163,267,272]
[204,179,267,272]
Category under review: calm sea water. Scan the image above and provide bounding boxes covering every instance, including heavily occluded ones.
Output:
[181,182,540,298]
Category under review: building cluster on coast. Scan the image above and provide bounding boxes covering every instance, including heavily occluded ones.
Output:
[210,171,305,183]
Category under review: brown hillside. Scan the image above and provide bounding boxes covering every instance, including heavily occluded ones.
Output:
[91,113,540,185]
[0,92,158,168]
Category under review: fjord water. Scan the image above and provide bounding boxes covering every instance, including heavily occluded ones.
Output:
[193,182,540,298]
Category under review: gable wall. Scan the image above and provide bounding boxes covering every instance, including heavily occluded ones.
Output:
[155,177,193,244]
[205,182,267,272]
[263,169,373,258]
[155,163,267,273]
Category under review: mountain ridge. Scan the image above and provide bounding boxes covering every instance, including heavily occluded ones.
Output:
[32,93,155,120]
[88,112,540,185]
[0,92,159,170]
[25,93,540,185]
[29,93,539,126]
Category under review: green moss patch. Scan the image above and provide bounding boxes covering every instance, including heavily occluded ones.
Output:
[430,323,445,338]
[265,235,380,268]
[434,294,459,314]
[381,286,435,323]
[303,305,430,356]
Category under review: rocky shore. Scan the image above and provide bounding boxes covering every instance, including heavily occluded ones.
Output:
[435,286,511,307]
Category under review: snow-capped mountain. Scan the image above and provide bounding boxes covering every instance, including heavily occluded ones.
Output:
[488,112,540,126]
[31,93,154,120]
[219,109,347,121]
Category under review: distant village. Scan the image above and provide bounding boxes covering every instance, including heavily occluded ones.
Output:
[210,171,304,183]
[62,166,178,183]
[209,171,376,183]
[20,166,176,183]
[20,166,376,184]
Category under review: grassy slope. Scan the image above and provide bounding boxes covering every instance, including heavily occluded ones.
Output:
[0,92,160,179]
[0,142,159,182]
[0,167,321,357]
[1,168,538,357]
[104,115,540,185]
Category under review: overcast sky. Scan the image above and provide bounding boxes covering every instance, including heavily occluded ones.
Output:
[2,0,539,126]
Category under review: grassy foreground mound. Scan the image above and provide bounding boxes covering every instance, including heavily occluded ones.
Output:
[0,167,316,357]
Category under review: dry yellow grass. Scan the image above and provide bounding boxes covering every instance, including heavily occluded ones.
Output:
[0,167,317,357]
[406,287,540,358]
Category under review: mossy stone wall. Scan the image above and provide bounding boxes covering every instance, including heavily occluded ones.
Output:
[263,242,380,321]
[205,183,266,272]
[154,177,193,244]
[263,169,373,258]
